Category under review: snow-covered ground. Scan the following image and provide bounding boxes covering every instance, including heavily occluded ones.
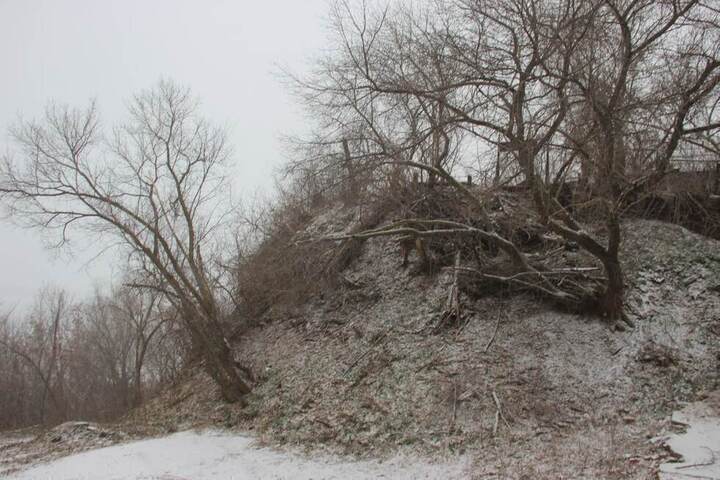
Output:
[8,429,469,480]
[659,392,720,480]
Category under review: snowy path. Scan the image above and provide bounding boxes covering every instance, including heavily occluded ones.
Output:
[7,430,469,480]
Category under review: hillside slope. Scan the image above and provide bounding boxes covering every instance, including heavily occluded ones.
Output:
[10,204,715,479]
[124,203,720,479]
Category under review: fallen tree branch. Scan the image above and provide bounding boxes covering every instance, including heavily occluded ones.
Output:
[484,314,502,353]
[319,219,573,297]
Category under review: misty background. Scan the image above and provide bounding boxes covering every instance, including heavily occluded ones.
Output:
[0,0,327,309]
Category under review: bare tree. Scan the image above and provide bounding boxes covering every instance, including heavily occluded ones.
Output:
[293,0,719,323]
[109,286,172,407]
[295,0,611,312]
[0,285,187,427]
[0,81,251,403]
[0,289,70,424]
[554,0,720,315]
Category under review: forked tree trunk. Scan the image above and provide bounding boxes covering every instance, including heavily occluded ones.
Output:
[522,146,628,323]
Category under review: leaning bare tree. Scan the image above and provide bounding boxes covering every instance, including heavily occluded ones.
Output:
[0,81,251,403]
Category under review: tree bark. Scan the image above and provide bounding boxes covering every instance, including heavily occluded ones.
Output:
[183,306,251,404]
[202,332,251,404]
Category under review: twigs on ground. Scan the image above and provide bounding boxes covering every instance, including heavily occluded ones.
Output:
[319,217,603,309]
[414,343,449,373]
[342,328,390,376]
[484,314,503,353]
[434,251,463,333]
[492,389,510,436]
[309,189,616,318]
[450,382,458,433]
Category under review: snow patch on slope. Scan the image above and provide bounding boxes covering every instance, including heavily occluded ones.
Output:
[659,391,720,480]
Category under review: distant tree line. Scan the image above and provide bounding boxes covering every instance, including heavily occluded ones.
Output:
[0,286,187,429]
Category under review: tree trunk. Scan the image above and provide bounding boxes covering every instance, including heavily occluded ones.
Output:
[599,256,624,321]
[132,355,144,408]
[598,213,625,321]
[342,139,358,201]
[202,331,251,404]
[184,306,252,404]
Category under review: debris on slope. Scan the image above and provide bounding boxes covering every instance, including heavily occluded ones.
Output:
[118,362,254,438]
[228,215,720,478]
[39,421,125,447]
[0,428,37,477]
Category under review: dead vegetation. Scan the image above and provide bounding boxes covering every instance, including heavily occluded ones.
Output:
[285,0,720,328]
[0,422,129,476]
[234,216,719,478]
[233,192,393,325]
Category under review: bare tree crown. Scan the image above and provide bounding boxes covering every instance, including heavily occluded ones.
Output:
[1,81,232,305]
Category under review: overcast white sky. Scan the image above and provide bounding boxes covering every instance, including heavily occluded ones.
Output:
[0,0,328,310]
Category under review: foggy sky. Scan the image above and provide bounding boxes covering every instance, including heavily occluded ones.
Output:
[0,0,327,310]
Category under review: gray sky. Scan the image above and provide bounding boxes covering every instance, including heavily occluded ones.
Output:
[0,0,327,310]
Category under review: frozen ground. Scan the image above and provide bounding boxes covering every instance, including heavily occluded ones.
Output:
[7,429,469,480]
